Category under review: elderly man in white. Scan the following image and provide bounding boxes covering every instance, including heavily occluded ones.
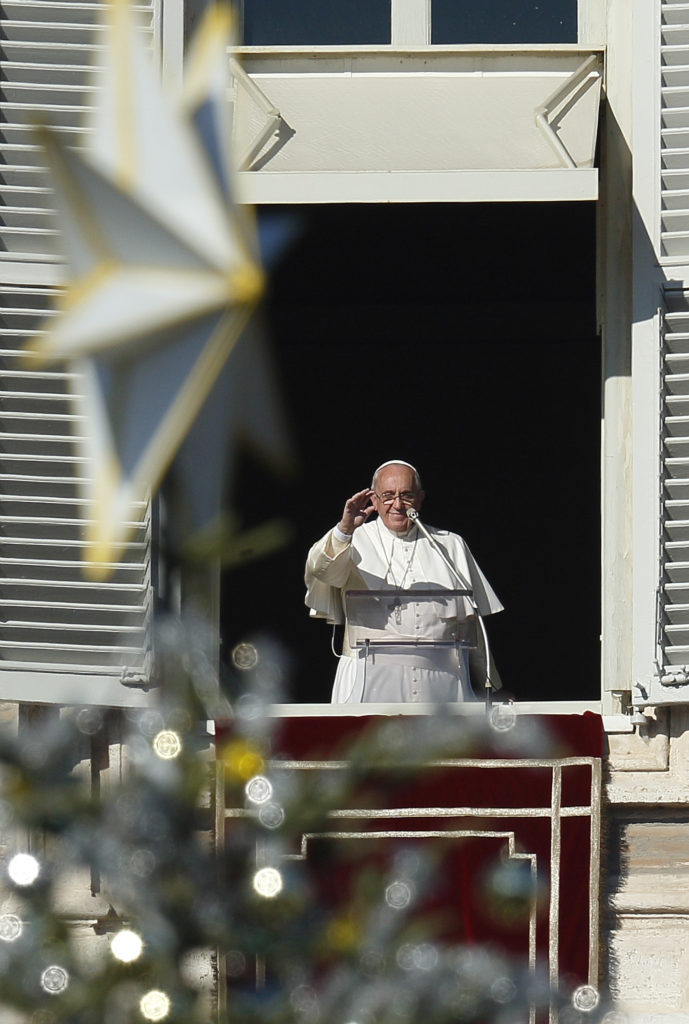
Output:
[305,460,503,704]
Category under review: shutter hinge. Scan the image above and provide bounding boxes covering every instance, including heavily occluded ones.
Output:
[659,667,689,686]
[120,651,154,689]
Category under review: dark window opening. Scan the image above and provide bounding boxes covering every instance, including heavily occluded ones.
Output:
[431,0,577,44]
[221,202,600,705]
[239,0,391,46]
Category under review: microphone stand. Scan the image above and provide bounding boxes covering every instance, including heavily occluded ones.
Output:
[406,508,497,708]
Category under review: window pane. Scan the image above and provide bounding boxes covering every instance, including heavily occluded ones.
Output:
[241,0,391,45]
[432,0,577,44]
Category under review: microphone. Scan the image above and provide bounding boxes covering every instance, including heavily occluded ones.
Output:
[406,508,471,590]
[405,505,498,697]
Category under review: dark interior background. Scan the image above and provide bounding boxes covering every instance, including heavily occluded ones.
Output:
[220,202,600,704]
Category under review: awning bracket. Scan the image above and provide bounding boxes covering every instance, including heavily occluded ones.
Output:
[535,53,602,169]
[230,57,284,171]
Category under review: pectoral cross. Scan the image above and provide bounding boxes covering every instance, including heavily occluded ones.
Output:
[388,598,402,626]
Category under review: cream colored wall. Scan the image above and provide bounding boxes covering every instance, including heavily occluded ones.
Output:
[606,710,689,1021]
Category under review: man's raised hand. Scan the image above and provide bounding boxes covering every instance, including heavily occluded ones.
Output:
[337,489,375,535]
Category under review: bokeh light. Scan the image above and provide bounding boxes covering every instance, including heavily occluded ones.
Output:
[245,774,273,805]
[258,802,285,829]
[290,984,319,1019]
[385,879,413,909]
[129,848,157,878]
[222,739,265,781]
[396,943,416,970]
[396,942,439,972]
[489,703,517,732]
[0,914,22,942]
[152,730,182,760]
[326,915,359,953]
[235,693,266,722]
[253,866,283,898]
[136,711,165,739]
[490,975,518,1003]
[139,989,171,1021]
[572,985,600,1012]
[8,853,40,887]
[231,642,259,670]
[40,965,69,995]
[111,929,144,963]
[76,707,104,735]
[225,950,246,978]
[414,943,438,971]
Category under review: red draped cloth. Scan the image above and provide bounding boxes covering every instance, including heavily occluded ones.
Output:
[219,713,603,992]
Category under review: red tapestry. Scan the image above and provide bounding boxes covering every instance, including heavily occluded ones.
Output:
[218,712,603,1001]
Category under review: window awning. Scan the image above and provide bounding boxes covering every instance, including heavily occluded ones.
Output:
[232,46,603,204]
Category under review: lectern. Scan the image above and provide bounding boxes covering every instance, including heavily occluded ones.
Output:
[344,588,477,702]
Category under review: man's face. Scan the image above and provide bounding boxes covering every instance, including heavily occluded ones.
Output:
[371,465,425,533]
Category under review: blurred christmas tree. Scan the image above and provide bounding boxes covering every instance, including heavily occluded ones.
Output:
[0,623,618,1024]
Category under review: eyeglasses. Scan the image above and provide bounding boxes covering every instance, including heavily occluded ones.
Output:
[374,491,417,505]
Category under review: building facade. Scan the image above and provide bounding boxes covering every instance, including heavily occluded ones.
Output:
[2,0,689,1019]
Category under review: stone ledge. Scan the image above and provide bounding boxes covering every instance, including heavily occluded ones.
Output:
[606,708,689,803]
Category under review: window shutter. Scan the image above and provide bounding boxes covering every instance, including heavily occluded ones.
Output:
[661,0,689,258]
[0,0,157,265]
[651,291,689,703]
[0,0,161,706]
[0,288,155,705]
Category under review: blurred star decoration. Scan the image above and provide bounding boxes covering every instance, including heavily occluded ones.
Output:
[26,0,293,575]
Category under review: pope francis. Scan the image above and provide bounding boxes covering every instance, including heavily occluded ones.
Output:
[305,461,503,704]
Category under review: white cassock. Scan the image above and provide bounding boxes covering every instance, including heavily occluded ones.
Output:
[304,518,503,704]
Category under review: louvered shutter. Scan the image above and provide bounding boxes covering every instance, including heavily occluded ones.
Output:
[0,288,154,706]
[650,291,689,703]
[0,0,161,706]
[0,0,157,264]
[661,0,689,258]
